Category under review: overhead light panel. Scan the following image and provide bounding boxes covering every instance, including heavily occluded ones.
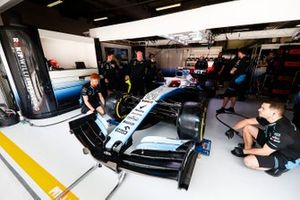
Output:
[232,28,250,32]
[47,0,63,8]
[94,17,108,22]
[156,3,181,11]
[0,0,10,7]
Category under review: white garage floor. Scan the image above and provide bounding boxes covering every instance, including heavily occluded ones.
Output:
[0,97,299,200]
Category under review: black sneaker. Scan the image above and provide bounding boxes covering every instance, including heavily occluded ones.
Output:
[265,168,289,177]
[225,107,235,113]
[231,147,248,157]
[237,143,245,148]
[216,107,225,114]
[238,142,257,149]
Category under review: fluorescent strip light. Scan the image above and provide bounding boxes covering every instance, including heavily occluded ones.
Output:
[0,0,10,7]
[94,17,108,22]
[156,3,181,11]
[90,0,300,41]
[47,0,63,8]
[232,28,250,32]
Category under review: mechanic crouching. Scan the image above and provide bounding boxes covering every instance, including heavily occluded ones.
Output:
[228,101,300,177]
[80,73,106,115]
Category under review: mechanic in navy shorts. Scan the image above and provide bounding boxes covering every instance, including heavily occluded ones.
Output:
[216,48,250,113]
[229,101,300,177]
[81,73,105,115]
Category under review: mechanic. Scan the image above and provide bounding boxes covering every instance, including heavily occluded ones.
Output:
[228,101,300,177]
[293,88,300,128]
[256,51,281,94]
[216,48,250,113]
[145,53,157,93]
[210,52,226,87]
[195,56,208,70]
[99,51,120,97]
[125,50,147,96]
[80,73,105,115]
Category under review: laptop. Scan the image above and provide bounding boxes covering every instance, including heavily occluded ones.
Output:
[75,61,86,69]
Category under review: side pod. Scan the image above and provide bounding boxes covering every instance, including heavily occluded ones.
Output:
[69,113,198,190]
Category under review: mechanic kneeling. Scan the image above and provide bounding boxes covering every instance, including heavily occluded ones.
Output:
[80,73,106,115]
[228,101,300,177]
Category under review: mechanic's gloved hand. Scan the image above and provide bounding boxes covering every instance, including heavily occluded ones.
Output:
[225,128,239,139]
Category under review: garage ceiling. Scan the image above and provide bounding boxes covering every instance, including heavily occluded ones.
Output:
[1,0,300,47]
[28,0,232,26]
[1,0,232,35]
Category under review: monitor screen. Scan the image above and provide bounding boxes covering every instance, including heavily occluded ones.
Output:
[75,61,86,69]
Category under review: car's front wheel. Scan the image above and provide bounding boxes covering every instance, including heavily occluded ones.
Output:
[176,101,206,142]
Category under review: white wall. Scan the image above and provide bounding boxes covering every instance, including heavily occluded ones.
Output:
[145,47,161,67]
[146,46,222,69]
[38,29,97,69]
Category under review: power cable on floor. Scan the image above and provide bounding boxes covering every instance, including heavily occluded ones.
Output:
[215,112,249,130]
[216,112,250,139]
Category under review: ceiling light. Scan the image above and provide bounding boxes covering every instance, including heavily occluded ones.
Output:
[47,0,63,8]
[232,28,250,32]
[296,24,300,27]
[0,0,10,7]
[156,3,181,11]
[94,17,108,22]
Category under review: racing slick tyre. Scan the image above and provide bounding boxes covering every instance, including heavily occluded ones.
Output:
[0,108,19,127]
[205,79,217,97]
[176,101,205,142]
[105,92,132,121]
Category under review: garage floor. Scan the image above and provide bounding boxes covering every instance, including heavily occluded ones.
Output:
[0,97,299,200]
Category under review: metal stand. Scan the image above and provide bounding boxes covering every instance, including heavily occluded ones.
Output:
[105,170,126,200]
[55,163,101,200]
[56,146,127,200]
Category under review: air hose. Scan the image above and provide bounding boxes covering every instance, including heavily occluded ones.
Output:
[215,112,249,129]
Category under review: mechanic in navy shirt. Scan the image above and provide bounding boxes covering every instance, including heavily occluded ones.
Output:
[230,101,300,176]
[125,50,147,96]
[100,51,121,97]
[80,73,105,115]
[216,48,250,113]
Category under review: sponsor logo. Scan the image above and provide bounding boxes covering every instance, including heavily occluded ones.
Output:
[139,104,147,109]
[12,37,42,111]
[131,112,142,116]
[144,87,165,100]
[115,128,127,135]
[142,99,153,103]
[127,115,139,121]
[123,120,134,126]
[135,109,144,113]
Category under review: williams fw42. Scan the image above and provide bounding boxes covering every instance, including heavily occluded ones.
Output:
[69,82,208,190]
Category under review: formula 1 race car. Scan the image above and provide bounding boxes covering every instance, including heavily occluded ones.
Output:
[69,75,210,190]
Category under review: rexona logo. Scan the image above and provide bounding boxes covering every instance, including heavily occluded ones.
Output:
[12,37,41,111]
